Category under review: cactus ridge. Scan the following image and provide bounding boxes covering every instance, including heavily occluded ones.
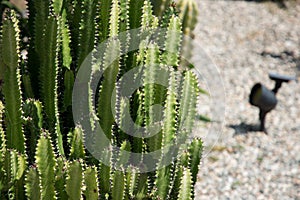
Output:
[0,101,5,152]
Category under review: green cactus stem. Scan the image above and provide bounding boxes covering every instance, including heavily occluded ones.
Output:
[38,15,64,156]
[25,166,41,200]
[99,0,113,41]
[66,160,83,199]
[23,99,43,164]
[178,167,192,200]
[151,0,172,17]
[77,0,98,67]
[36,131,57,199]
[68,126,85,160]
[0,10,25,153]
[112,170,126,200]
[55,157,68,199]
[177,0,198,68]
[84,166,99,199]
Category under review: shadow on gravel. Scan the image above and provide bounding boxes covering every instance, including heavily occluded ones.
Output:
[228,122,261,136]
[297,60,300,73]
[244,0,288,9]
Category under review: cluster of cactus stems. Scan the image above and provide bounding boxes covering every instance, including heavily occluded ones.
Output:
[0,0,202,199]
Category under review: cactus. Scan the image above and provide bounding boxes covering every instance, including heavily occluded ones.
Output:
[176,0,199,67]
[0,0,203,199]
[36,131,56,199]
[177,0,198,36]
[25,166,41,200]
[84,166,99,199]
[65,160,84,199]
[0,10,25,153]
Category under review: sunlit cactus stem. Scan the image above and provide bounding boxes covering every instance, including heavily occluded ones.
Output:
[176,0,199,68]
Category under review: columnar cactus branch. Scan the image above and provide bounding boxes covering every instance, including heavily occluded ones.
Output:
[162,15,182,67]
[36,131,56,199]
[55,157,68,199]
[84,166,99,199]
[23,99,43,164]
[77,0,98,67]
[25,166,41,200]
[178,71,198,134]
[177,0,199,67]
[63,69,74,111]
[151,0,172,17]
[112,170,126,199]
[9,149,27,199]
[178,167,192,200]
[0,10,25,153]
[66,160,83,199]
[98,38,121,140]
[154,69,178,199]
[177,0,198,36]
[27,0,50,95]
[99,0,113,41]
[128,0,144,29]
[189,138,203,198]
[38,15,64,156]
[144,43,161,148]
[60,9,72,70]
[68,126,85,160]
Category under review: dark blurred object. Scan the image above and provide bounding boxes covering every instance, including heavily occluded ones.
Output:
[269,72,297,94]
[249,72,296,134]
[244,0,288,9]
[296,61,300,81]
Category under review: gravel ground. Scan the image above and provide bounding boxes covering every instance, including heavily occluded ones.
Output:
[192,1,300,199]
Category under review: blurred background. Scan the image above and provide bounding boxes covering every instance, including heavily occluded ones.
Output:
[194,0,300,199]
